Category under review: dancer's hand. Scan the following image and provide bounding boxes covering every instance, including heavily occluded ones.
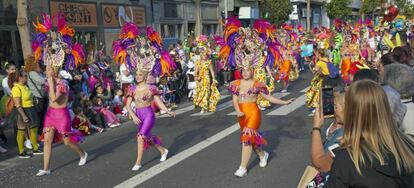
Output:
[236,111,245,117]
[167,111,176,118]
[284,98,295,105]
[132,116,141,125]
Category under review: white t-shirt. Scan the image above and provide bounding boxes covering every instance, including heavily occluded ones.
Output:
[2,77,11,96]
[401,99,414,136]
[368,37,376,49]
[119,64,134,84]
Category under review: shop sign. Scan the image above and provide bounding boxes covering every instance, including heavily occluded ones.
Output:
[102,4,146,27]
[50,1,98,27]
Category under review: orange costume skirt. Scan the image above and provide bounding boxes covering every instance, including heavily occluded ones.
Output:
[277,60,292,82]
[238,102,267,147]
[341,57,352,84]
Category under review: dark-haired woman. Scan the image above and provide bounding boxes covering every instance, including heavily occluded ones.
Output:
[8,70,41,158]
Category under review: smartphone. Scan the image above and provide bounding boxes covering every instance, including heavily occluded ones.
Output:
[321,87,335,118]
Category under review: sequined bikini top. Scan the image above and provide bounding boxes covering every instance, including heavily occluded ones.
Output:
[228,80,269,103]
[45,79,69,96]
[127,85,160,107]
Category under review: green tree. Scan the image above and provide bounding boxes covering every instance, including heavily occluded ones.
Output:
[395,0,414,17]
[395,0,407,12]
[259,0,293,25]
[326,0,352,19]
[360,0,380,15]
[402,4,414,18]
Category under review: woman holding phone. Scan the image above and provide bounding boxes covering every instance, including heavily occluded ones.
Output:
[322,80,414,187]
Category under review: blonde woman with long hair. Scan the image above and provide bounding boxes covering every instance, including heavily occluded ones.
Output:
[314,80,414,187]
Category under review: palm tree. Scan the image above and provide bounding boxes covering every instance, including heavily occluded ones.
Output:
[195,0,202,36]
[16,0,32,59]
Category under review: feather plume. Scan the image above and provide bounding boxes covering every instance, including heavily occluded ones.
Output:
[32,13,52,33]
[146,26,162,48]
[56,13,66,32]
[72,43,85,67]
[214,35,225,47]
[120,22,139,39]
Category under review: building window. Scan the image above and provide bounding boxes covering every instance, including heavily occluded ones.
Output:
[202,24,216,35]
[312,7,321,28]
[161,24,177,38]
[74,32,97,51]
[0,0,17,25]
[188,23,195,33]
[164,3,178,18]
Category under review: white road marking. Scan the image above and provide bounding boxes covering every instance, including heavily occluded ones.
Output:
[158,105,194,118]
[266,93,307,116]
[115,89,306,187]
[158,95,231,118]
[190,100,233,116]
[227,92,291,115]
[190,95,233,116]
[300,86,310,93]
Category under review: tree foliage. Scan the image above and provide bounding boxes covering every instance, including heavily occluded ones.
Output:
[326,0,352,19]
[259,0,293,25]
[395,0,414,18]
[395,0,407,12]
[360,0,380,15]
[402,4,414,18]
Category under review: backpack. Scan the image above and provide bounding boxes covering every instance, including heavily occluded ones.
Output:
[321,60,340,79]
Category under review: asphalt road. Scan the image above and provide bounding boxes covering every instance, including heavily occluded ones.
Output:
[0,71,316,188]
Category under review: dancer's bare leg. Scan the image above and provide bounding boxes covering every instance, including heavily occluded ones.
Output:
[63,138,85,158]
[240,144,253,169]
[42,129,55,170]
[135,136,144,165]
[155,145,167,155]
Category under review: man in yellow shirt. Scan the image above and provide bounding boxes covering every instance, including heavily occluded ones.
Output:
[314,56,330,76]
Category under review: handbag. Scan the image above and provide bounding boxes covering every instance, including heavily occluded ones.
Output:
[297,165,320,188]
[28,73,46,112]
[27,73,45,98]
[5,96,14,117]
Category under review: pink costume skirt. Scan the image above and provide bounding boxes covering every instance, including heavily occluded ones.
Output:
[39,107,83,144]
[101,108,119,124]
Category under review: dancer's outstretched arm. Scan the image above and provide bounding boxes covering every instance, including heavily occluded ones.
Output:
[262,93,294,105]
[154,96,176,117]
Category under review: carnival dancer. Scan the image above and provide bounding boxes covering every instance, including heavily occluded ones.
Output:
[254,54,275,109]
[277,50,293,93]
[126,70,175,171]
[113,23,176,171]
[193,35,220,113]
[251,20,282,110]
[306,27,341,109]
[219,19,294,177]
[229,65,294,177]
[34,13,87,177]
